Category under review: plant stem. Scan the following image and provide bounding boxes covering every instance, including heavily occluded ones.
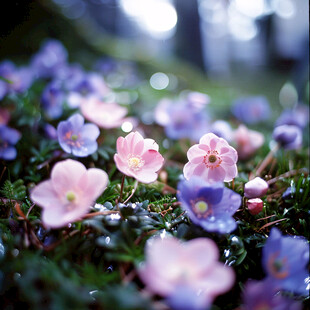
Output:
[118,174,126,203]
[123,180,139,204]
[252,143,280,179]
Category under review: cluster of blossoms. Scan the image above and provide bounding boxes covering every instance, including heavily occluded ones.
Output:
[0,39,142,160]
[154,91,211,141]
[30,131,165,227]
[177,133,241,234]
[1,37,309,310]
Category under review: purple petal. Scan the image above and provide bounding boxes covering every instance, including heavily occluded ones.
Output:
[197,185,224,205]
[67,113,84,129]
[80,123,100,140]
[1,146,17,160]
[0,126,21,144]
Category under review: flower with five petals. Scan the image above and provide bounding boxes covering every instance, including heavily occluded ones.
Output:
[114,131,164,184]
[30,159,109,228]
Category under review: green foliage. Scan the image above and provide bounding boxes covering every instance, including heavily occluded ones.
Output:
[1,179,26,200]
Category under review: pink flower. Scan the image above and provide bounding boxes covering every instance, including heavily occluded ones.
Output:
[184,133,238,183]
[244,177,269,198]
[138,236,235,305]
[114,131,164,183]
[30,159,109,228]
[232,124,264,160]
[80,97,128,129]
[247,198,264,215]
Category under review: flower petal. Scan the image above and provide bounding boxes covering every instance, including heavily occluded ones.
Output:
[51,159,87,194]
[30,180,61,209]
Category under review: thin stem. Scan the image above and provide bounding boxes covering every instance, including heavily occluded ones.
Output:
[82,210,120,219]
[118,174,126,203]
[26,203,36,218]
[0,166,6,182]
[123,181,139,204]
[267,168,308,185]
[252,143,280,179]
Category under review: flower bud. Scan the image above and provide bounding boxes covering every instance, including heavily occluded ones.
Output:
[272,125,302,150]
[247,198,264,215]
[244,177,269,198]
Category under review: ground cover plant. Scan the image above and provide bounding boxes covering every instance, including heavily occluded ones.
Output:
[0,38,309,310]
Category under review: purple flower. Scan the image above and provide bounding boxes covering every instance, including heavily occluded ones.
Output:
[41,81,65,119]
[275,104,309,129]
[186,91,210,110]
[155,98,210,141]
[57,114,100,157]
[231,96,271,124]
[94,57,140,88]
[66,72,109,108]
[0,125,21,160]
[0,60,34,95]
[272,125,302,150]
[242,279,302,310]
[44,124,58,140]
[31,39,68,79]
[262,228,309,295]
[55,63,84,90]
[0,80,7,100]
[177,176,241,234]
[210,120,233,142]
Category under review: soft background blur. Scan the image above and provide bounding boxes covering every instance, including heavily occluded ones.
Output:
[0,0,309,114]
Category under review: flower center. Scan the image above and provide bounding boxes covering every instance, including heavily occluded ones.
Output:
[66,191,76,202]
[203,150,222,169]
[195,201,208,213]
[127,155,144,171]
[191,199,212,218]
[254,303,271,310]
[64,131,83,148]
[208,154,217,163]
[71,134,78,141]
[267,252,288,279]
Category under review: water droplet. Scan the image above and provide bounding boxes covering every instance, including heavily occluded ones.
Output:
[37,226,46,240]
[229,235,244,254]
[165,222,171,230]
[12,249,19,257]
[89,290,98,300]
[224,249,230,258]
[160,230,167,239]
[0,240,5,259]
[304,277,310,291]
[109,213,121,221]
[93,203,109,211]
